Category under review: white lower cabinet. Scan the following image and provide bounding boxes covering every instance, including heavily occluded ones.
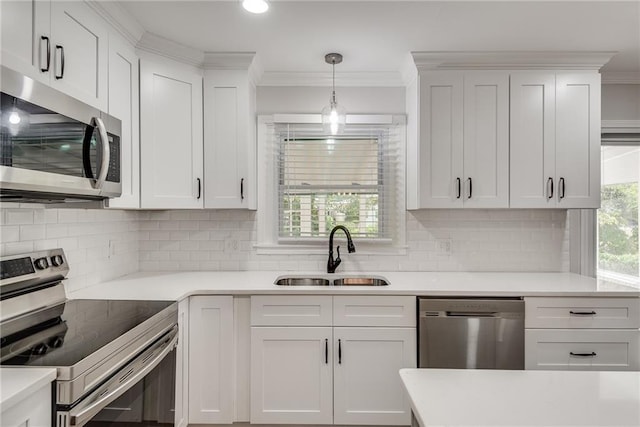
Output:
[251,327,334,424]
[1,381,51,427]
[525,329,639,371]
[524,297,640,371]
[250,295,416,425]
[333,327,416,425]
[188,296,234,424]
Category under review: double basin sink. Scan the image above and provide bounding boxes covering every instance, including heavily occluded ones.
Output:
[274,275,389,287]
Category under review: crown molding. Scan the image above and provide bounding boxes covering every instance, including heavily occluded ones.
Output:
[136,32,204,68]
[85,1,145,46]
[601,72,640,84]
[258,71,405,87]
[411,51,616,71]
[203,52,256,69]
[203,52,264,85]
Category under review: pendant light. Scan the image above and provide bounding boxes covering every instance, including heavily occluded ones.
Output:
[242,0,268,14]
[321,53,346,135]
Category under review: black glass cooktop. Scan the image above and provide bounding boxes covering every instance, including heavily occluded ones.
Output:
[1,299,173,367]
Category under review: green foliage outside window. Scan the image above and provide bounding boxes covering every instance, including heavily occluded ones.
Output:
[598,182,639,276]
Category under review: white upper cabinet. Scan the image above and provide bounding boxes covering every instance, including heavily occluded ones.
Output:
[140,54,204,209]
[49,1,109,110]
[1,1,109,110]
[106,34,140,209]
[408,52,610,210]
[0,0,51,85]
[462,72,510,208]
[509,73,556,208]
[555,73,601,208]
[416,71,464,208]
[511,72,601,208]
[203,54,257,209]
[410,70,509,208]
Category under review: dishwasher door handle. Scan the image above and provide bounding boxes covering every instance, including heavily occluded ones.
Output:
[445,312,497,317]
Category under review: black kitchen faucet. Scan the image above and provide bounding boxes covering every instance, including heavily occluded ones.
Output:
[327,225,356,273]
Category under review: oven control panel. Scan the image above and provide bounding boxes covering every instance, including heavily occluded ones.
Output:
[0,248,68,283]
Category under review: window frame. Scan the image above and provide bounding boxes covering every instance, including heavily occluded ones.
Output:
[576,119,640,287]
[256,114,407,255]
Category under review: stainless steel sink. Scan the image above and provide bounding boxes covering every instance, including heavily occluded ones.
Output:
[333,277,389,286]
[274,277,331,286]
[274,276,389,286]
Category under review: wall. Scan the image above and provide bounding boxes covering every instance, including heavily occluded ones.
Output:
[138,209,569,272]
[0,205,139,293]
[257,86,406,115]
[602,84,640,120]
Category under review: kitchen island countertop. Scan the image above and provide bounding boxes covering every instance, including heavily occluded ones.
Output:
[68,271,640,301]
[399,368,640,427]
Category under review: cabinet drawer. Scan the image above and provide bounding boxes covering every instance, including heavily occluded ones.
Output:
[525,329,640,371]
[525,297,640,329]
[251,296,332,326]
[333,296,416,327]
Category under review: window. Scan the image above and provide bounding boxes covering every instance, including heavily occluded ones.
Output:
[257,115,406,253]
[598,143,640,285]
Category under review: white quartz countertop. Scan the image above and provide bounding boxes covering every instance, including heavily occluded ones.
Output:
[399,368,640,427]
[68,271,640,301]
[0,368,56,413]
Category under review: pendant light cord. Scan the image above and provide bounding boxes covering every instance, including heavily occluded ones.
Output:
[331,60,336,105]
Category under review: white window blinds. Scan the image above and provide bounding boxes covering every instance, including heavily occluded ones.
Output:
[274,122,403,241]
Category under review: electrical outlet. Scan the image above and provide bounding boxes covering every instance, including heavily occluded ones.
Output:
[437,239,452,256]
[224,239,239,252]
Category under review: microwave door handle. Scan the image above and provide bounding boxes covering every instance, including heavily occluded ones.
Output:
[92,117,110,189]
[67,327,178,427]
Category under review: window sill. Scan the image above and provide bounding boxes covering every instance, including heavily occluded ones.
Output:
[254,243,408,256]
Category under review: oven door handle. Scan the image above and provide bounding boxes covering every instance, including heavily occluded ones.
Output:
[66,326,178,427]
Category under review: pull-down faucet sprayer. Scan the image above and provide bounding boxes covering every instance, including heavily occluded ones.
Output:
[327,225,356,273]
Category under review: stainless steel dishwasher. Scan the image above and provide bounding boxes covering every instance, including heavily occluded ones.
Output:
[418,298,525,369]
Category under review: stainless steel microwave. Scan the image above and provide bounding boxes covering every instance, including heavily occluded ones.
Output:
[0,66,121,203]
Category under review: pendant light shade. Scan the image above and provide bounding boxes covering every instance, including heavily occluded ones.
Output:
[321,53,346,135]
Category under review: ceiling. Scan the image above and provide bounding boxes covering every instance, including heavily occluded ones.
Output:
[119,1,640,79]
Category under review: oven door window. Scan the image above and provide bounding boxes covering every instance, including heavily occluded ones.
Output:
[87,350,176,426]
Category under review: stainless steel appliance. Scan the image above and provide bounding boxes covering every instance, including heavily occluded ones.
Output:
[418,298,524,369]
[0,249,178,427]
[0,66,121,202]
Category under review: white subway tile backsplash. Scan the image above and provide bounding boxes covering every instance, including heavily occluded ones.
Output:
[0,207,139,293]
[1,204,571,291]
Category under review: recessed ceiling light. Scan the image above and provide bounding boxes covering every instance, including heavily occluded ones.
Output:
[242,0,269,14]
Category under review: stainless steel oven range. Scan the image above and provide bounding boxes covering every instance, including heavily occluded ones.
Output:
[0,249,178,427]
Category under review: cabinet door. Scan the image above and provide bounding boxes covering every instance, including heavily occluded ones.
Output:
[463,72,509,208]
[333,327,416,425]
[106,35,139,209]
[510,73,556,208]
[417,71,464,208]
[250,327,333,424]
[188,296,234,424]
[0,0,50,84]
[49,1,108,110]
[175,299,189,427]
[555,73,601,208]
[1,382,51,427]
[204,70,256,209]
[140,56,203,209]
